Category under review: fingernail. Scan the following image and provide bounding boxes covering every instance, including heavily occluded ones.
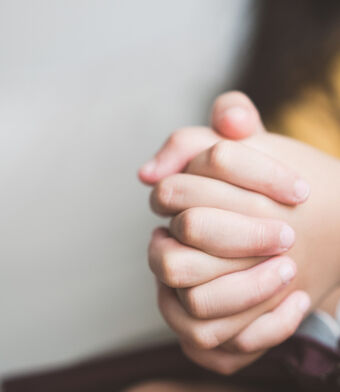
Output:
[223,106,249,123]
[280,225,295,250]
[279,263,295,284]
[140,159,157,176]
[298,293,311,313]
[294,179,310,202]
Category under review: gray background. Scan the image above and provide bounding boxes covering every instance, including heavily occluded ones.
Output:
[0,0,251,377]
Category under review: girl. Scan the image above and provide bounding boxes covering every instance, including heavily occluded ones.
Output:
[134,1,340,390]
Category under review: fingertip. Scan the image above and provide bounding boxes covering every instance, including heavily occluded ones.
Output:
[294,179,311,203]
[138,159,159,185]
[216,106,254,140]
[296,291,311,314]
[278,259,296,285]
[137,170,151,184]
[279,225,296,251]
[234,289,310,353]
[212,91,265,139]
[275,178,310,206]
[280,291,311,320]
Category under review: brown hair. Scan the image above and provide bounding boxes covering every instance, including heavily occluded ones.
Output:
[236,0,340,125]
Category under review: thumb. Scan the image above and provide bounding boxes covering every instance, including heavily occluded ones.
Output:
[138,92,265,185]
[211,91,266,139]
[138,126,221,185]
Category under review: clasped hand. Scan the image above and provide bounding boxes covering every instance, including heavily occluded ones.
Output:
[139,92,340,374]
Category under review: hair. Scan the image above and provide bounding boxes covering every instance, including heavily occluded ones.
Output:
[235,0,340,125]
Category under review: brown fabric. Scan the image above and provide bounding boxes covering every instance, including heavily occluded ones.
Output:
[3,335,340,392]
[1,343,230,392]
[242,335,340,391]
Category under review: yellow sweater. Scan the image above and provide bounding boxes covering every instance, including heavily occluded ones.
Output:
[271,56,340,156]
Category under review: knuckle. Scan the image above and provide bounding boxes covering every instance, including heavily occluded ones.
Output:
[181,287,206,318]
[249,222,270,253]
[148,236,187,288]
[234,335,255,354]
[147,232,166,273]
[168,128,189,147]
[208,140,232,170]
[176,208,200,244]
[189,324,218,350]
[156,287,173,322]
[220,365,238,376]
[153,178,175,212]
[147,243,156,272]
[147,240,160,273]
[160,252,183,288]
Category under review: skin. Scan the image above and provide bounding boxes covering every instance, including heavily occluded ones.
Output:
[138,92,340,380]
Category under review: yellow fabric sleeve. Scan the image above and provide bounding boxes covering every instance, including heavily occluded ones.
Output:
[269,56,340,157]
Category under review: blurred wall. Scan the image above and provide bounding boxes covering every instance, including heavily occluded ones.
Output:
[0,0,251,377]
